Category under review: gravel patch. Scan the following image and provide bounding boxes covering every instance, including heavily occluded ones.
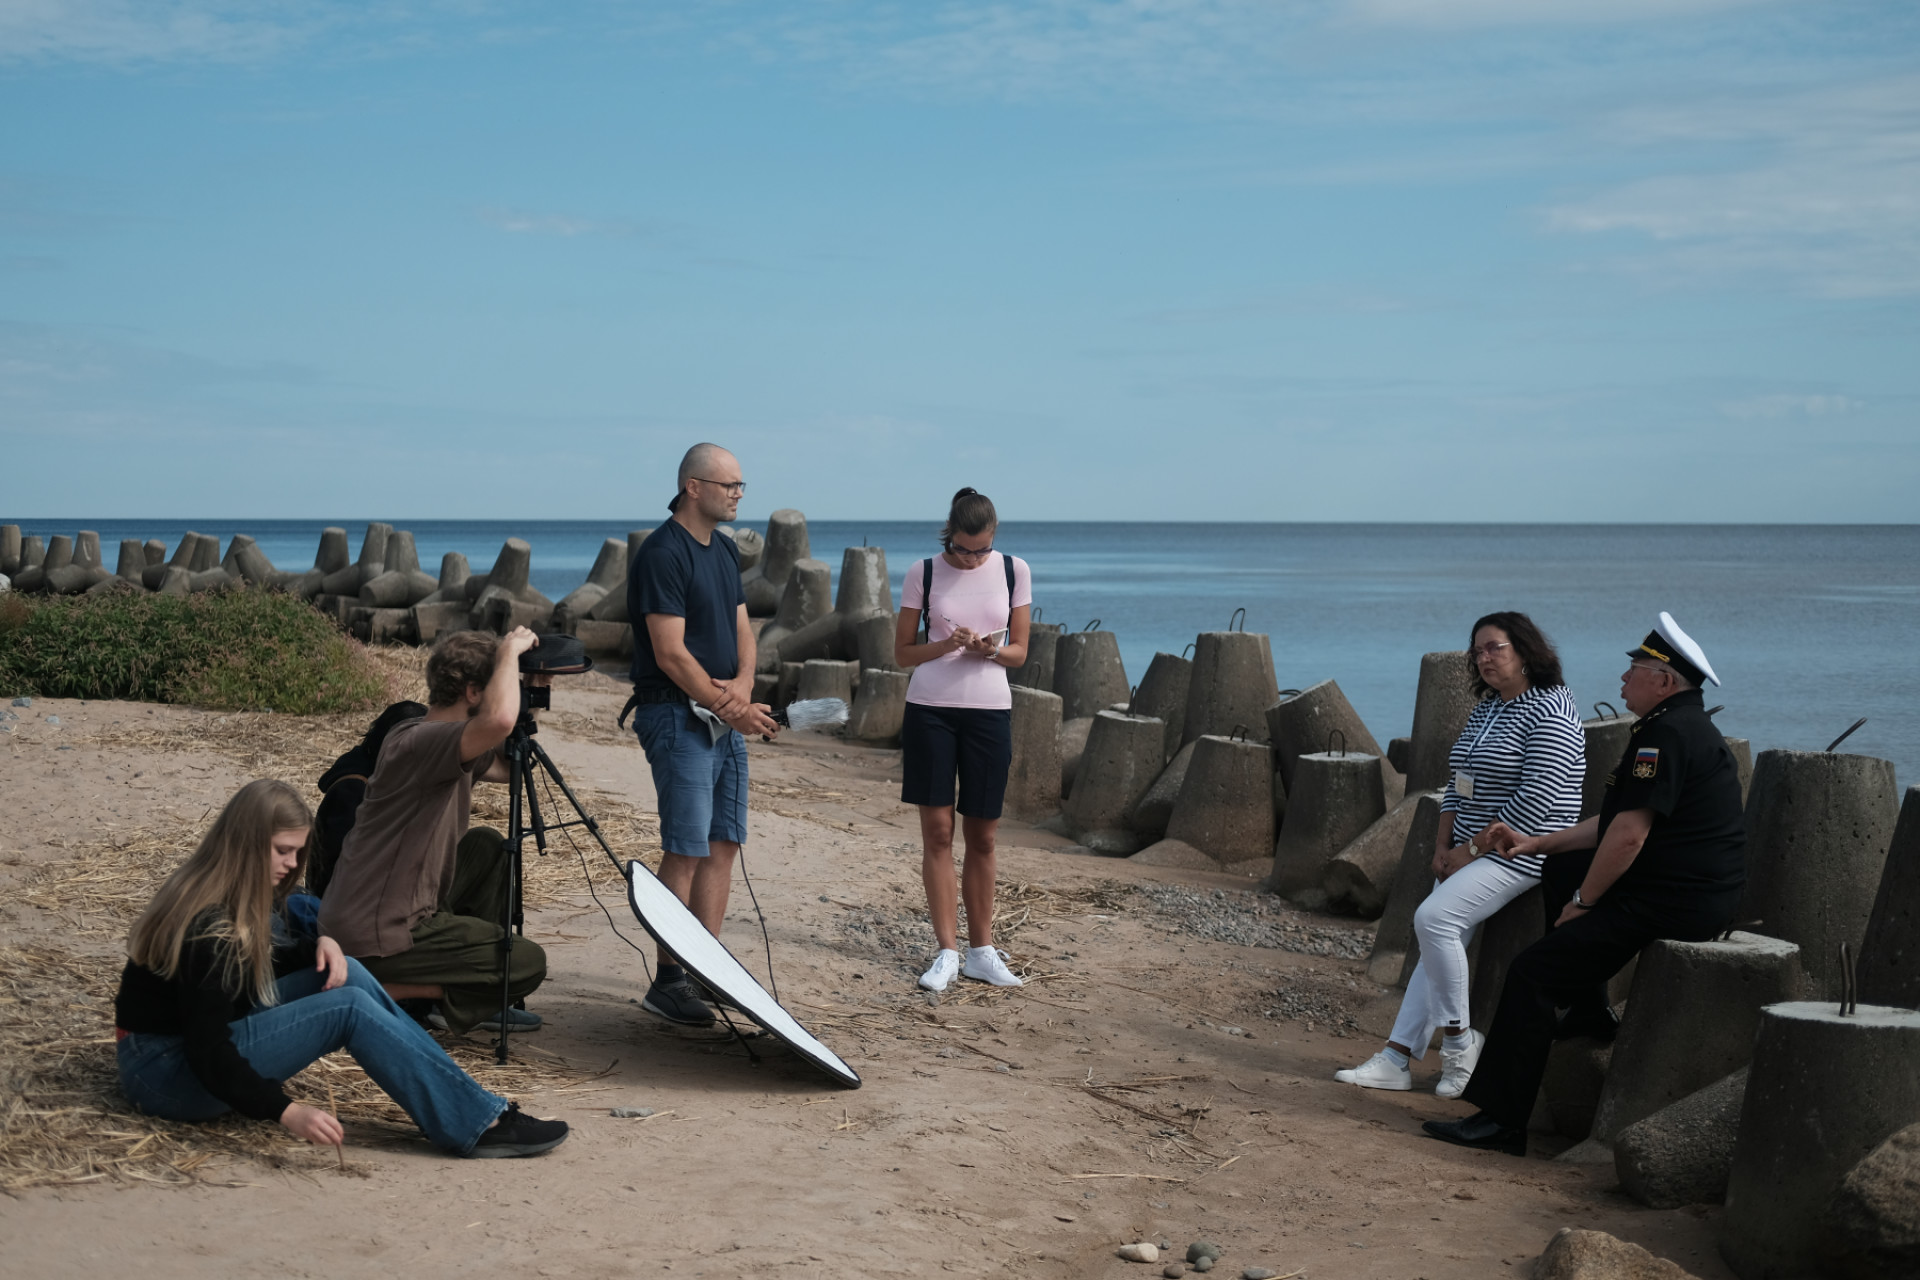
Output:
[1133,885,1374,959]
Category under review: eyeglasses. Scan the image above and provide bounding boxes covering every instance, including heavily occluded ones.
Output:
[1470,642,1513,661]
[692,477,745,497]
[946,542,993,560]
[1628,662,1670,678]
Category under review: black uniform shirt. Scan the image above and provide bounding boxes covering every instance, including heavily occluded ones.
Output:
[1598,687,1746,902]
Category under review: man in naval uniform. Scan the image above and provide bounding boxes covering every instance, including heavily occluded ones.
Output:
[1422,612,1747,1155]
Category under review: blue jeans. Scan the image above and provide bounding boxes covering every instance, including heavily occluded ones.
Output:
[117,958,507,1155]
[630,701,749,855]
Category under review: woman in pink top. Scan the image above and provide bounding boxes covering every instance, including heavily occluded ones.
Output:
[893,488,1033,993]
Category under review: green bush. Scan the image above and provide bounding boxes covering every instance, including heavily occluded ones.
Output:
[0,589,386,714]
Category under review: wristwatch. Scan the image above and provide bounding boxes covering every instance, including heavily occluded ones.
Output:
[1572,888,1594,909]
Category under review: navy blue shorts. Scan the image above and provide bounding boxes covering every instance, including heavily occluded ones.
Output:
[630,702,749,856]
[899,702,1013,819]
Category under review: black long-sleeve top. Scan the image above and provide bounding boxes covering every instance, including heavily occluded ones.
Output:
[114,910,317,1121]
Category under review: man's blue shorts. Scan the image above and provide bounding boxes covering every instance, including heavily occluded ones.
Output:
[630,702,749,856]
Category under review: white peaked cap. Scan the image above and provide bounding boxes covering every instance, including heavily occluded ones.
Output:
[1655,611,1719,687]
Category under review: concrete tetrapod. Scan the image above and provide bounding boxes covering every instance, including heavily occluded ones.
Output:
[1059,716,1095,800]
[1053,629,1129,721]
[584,530,652,623]
[554,537,627,625]
[1184,630,1279,745]
[115,539,145,582]
[1062,710,1166,854]
[845,669,908,745]
[352,522,391,589]
[1007,686,1064,822]
[1613,1068,1749,1209]
[1589,931,1807,1145]
[835,546,890,621]
[775,610,846,666]
[11,535,48,593]
[795,658,858,708]
[1580,711,1635,820]
[42,534,73,574]
[1267,751,1387,906]
[730,526,764,573]
[416,552,472,606]
[1720,1002,1920,1280]
[1724,737,1754,804]
[1859,784,1920,1009]
[1467,886,1546,1032]
[1129,740,1197,845]
[1405,651,1478,794]
[412,601,472,645]
[0,524,18,576]
[1825,1121,1920,1277]
[188,532,221,574]
[743,509,809,616]
[1132,651,1192,761]
[1321,790,1427,918]
[1265,679,1385,794]
[1363,793,1444,985]
[849,609,897,673]
[1739,749,1899,998]
[759,559,833,662]
[1163,734,1275,868]
[1011,623,1061,691]
[72,530,102,571]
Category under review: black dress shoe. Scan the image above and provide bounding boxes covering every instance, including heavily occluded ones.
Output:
[1422,1111,1527,1155]
[1554,1005,1620,1043]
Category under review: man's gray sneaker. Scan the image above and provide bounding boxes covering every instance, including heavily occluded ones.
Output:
[427,1005,543,1034]
[642,976,716,1027]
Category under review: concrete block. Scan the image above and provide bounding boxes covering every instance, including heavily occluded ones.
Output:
[1322,790,1427,918]
[156,565,192,596]
[1724,736,1754,804]
[318,564,362,596]
[1132,651,1191,761]
[1053,629,1129,721]
[85,572,138,596]
[314,526,350,574]
[363,607,414,645]
[752,671,779,705]
[1063,710,1167,855]
[0,524,17,576]
[114,539,145,581]
[1740,749,1899,998]
[776,662,803,710]
[556,538,626,620]
[1468,885,1546,1031]
[1184,630,1278,744]
[1164,734,1275,865]
[1405,651,1478,794]
[43,563,93,594]
[849,608,897,673]
[1859,785,1920,1009]
[1059,715,1095,800]
[1267,750,1387,905]
[1008,686,1065,822]
[472,592,547,636]
[18,535,44,571]
[352,522,392,588]
[1721,1002,1920,1280]
[1387,736,1410,774]
[1614,1068,1747,1209]
[1129,838,1219,871]
[1590,931,1806,1143]
[744,509,809,616]
[142,538,165,568]
[72,530,102,571]
[1364,793,1444,985]
[1824,1121,1920,1277]
[835,545,890,620]
[1011,623,1061,691]
[1539,1038,1613,1139]
[42,534,73,574]
[187,567,236,593]
[231,539,277,587]
[1535,1228,1701,1280]
[1129,740,1197,844]
[777,609,846,665]
[731,526,764,573]
[552,586,606,633]
[846,669,908,745]
[436,551,471,595]
[1582,711,1635,820]
[411,601,471,645]
[774,558,833,631]
[187,532,221,574]
[796,658,857,706]
[480,537,532,597]
[1265,679,1385,794]
[572,619,632,658]
[359,570,415,608]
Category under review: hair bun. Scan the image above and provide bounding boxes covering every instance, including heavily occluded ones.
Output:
[953,487,978,500]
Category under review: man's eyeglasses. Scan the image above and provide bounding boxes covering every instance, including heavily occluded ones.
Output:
[693,477,746,497]
[1470,641,1513,661]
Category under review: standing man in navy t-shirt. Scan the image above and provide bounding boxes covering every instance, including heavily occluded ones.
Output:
[625,443,779,1025]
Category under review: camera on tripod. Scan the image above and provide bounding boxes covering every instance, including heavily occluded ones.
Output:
[516,633,594,721]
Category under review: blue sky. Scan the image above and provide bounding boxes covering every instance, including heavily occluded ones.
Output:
[2,1,1916,522]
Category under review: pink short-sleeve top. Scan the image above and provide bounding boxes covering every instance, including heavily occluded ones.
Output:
[900,551,1033,710]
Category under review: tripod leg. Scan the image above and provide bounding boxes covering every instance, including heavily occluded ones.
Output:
[713,1005,762,1066]
[498,740,529,1065]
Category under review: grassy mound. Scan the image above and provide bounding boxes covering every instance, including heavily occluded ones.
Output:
[0,588,387,714]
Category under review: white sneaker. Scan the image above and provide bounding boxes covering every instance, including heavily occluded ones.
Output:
[1333,1051,1412,1091]
[961,946,1023,987]
[1435,1029,1485,1099]
[918,949,961,992]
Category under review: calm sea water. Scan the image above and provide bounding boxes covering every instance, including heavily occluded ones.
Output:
[16,518,1918,790]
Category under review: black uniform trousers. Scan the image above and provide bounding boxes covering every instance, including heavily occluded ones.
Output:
[1460,888,1734,1129]
[1538,849,1612,1021]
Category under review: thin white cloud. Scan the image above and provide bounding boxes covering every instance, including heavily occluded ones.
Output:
[1720,393,1864,419]
[1340,0,1789,29]
[0,0,313,64]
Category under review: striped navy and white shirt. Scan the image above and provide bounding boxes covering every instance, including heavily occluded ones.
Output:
[1439,684,1586,878]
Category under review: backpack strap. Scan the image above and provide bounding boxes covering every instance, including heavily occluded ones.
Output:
[917,557,935,644]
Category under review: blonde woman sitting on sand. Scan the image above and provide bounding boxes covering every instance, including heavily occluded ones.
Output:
[114,779,567,1159]
[1334,612,1585,1098]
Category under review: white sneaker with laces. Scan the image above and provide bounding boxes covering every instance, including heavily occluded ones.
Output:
[1435,1028,1485,1099]
[919,949,962,992]
[1333,1051,1413,1091]
[961,946,1023,987]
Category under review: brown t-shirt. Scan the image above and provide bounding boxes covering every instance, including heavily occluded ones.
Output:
[318,718,496,958]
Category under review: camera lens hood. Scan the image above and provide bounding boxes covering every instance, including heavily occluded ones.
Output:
[518,633,594,675]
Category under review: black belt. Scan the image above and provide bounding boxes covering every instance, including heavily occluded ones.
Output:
[618,685,689,729]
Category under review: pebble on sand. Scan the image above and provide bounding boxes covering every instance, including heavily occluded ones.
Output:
[1118,1242,1161,1263]
[1187,1241,1224,1264]
[609,1106,655,1119]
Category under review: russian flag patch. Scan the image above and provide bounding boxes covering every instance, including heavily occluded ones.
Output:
[1633,746,1659,778]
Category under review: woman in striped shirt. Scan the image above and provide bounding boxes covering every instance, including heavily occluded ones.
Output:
[1336,611,1585,1098]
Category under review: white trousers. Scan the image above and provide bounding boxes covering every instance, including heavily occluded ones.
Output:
[1389,854,1538,1059]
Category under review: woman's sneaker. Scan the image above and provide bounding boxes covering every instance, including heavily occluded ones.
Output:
[919,949,962,992]
[1435,1029,1485,1099]
[961,947,1023,987]
[1334,1051,1413,1091]
[466,1103,569,1158]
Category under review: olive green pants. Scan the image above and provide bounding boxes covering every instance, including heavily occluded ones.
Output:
[357,827,548,1034]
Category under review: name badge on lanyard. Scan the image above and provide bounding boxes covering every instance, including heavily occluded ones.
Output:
[1454,702,1509,803]
[1455,771,1476,800]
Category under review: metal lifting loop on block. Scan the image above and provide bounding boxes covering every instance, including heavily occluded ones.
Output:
[1594,701,1619,720]
[1032,606,1043,623]
[1127,685,1138,715]
[1328,728,1346,758]
[1083,619,1102,632]
[1228,607,1246,633]
[1181,642,1195,659]
[1706,704,1726,719]
[1839,942,1859,1016]
[1230,723,1249,742]
[1277,688,1301,699]
[1826,717,1868,753]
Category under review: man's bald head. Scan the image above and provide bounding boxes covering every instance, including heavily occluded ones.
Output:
[671,443,737,513]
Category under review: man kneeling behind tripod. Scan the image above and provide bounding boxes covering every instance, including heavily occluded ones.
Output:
[319,628,548,1034]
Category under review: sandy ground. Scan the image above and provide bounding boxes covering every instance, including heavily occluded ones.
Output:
[0,674,1734,1279]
